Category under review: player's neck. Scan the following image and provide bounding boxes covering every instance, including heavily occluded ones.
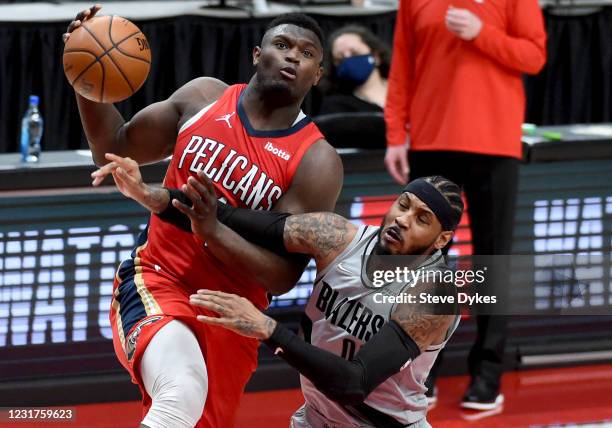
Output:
[365,249,429,281]
[242,81,303,131]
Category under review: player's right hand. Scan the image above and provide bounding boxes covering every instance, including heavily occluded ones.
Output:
[172,172,220,242]
[62,4,102,44]
[190,289,277,341]
[384,144,410,185]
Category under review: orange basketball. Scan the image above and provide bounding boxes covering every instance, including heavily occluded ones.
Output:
[63,15,151,103]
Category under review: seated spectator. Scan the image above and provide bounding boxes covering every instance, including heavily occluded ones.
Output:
[320,25,390,115]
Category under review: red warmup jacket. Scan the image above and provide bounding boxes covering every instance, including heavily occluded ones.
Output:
[385,0,547,158]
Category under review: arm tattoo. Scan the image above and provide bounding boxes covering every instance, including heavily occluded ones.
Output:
[391,312,450,353]
[390,277,456,352]
[284,213,352,261]
[234,319,257,336]
[145,187,171,214]
[233,316,276,340]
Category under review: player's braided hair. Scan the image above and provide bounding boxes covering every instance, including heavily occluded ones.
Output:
[423,175,464,228]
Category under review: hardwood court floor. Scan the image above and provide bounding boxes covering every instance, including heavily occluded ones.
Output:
[2,364,611,428]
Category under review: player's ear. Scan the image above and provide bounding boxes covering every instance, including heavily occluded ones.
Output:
[313,65,324,86]
[253,46,262,66]
[435,231,453,250]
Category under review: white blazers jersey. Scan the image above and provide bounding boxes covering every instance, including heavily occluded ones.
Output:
[296,225,460,428]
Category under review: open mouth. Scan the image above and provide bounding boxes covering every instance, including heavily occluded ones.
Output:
[280,67,297,80]
[384,226,402,245]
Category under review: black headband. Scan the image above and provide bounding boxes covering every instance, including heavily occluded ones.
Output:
[403,179,457,231]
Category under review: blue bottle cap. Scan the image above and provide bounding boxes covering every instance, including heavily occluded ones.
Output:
[29,95,39,105]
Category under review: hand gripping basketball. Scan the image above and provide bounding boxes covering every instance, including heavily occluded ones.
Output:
[63,5,151,103]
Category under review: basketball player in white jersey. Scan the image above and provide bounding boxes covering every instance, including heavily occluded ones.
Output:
[121,170,465,427]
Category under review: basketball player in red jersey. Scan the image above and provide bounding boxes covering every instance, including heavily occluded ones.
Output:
[64,6,342,428]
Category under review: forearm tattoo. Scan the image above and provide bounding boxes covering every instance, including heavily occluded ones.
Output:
[391,278,455,352]
[233,316,276,340]
[391,312,449,352]
[284,213,351,260]
[234,319,257,336]
[146,187,171,214]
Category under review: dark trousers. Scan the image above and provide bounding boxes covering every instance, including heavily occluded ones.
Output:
[409,150,520,386]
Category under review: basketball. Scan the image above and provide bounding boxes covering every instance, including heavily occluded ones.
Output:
[63,15,151,103]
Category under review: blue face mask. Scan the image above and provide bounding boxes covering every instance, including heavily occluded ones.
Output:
[336,54,376,86]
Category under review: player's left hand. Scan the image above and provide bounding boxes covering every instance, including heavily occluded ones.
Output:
[190,289,277,340]
[445,7,482,41]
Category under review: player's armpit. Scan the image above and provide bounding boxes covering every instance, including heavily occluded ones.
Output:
[390,274,457,352]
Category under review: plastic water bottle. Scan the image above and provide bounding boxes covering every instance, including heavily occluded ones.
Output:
[20,95,43,163]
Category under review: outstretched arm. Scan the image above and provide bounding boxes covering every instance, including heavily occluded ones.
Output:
[93,156,354,293]
[172,172,357,277]
[189,279,453,406]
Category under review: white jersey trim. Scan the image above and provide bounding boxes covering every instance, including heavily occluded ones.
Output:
[178,101,217,135]
[293,110,306,125]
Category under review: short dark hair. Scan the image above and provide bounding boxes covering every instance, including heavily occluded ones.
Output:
[265,13,325,48]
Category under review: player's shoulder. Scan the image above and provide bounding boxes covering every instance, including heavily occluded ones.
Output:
[170,77,229,108]
[286,138,342,211]
[301,139,342,170]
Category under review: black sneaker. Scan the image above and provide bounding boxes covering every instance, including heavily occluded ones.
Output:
[460,377,504,411]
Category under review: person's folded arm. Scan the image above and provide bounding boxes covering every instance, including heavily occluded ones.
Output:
[471,0,546,74]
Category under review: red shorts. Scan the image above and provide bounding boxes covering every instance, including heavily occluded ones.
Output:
[109,258,259,427]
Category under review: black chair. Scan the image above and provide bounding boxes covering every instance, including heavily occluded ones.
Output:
[313,112,386,150]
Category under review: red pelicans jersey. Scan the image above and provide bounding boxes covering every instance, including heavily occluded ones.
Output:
[110,84,324,427]
[110,83,324,427]
[138,83,323,310]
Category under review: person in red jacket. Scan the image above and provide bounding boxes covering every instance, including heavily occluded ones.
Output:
[384,0,546,411]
